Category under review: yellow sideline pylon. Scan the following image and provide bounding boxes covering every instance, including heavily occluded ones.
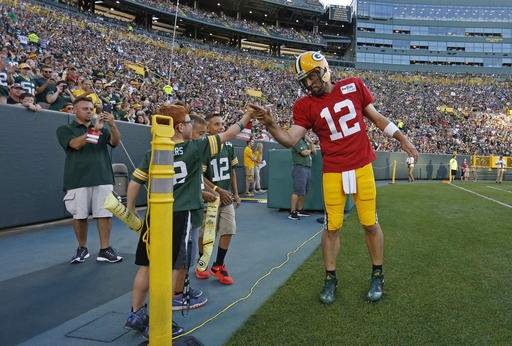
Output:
[148,115,175,345]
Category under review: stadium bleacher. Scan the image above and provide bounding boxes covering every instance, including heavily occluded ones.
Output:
[0,0,510,156]
[132,0,324,43]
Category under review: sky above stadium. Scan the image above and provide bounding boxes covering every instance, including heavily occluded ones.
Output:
[320,0,353,6]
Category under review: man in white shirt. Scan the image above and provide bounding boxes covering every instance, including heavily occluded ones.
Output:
[406,156,415,182]
[496,155,506,184]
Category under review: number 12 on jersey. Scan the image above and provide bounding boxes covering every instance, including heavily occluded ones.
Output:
[320,99,361,141]
[210,157,230,182]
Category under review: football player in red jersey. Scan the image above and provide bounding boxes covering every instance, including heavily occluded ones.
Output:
[253,51,418,304]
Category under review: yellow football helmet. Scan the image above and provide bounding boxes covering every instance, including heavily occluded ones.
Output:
[294,51,331,92]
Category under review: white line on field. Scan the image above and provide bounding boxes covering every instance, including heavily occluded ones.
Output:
[486,185,512,194]
[449,183,512,209]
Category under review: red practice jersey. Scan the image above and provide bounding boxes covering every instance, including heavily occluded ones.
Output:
[293,77,376,172]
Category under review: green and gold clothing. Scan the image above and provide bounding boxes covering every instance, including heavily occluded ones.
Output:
[204,141,238,192]
[132,135,221,212]
[14,74,36,95]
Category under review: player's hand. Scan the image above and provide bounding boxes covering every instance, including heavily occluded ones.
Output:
[202,190,218,203]
[233,194,241,208]
[249,104,273,125]
[400,138,419,161]
[217,188,233,206]
[245,104,262,120]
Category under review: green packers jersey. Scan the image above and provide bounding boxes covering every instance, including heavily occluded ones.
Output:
[292,138,312,167]
[14,75,36,95]
[204,141,238,191]
[132,135,221,212]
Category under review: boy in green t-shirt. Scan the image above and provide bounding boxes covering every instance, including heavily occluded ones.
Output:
[197,113,241,285]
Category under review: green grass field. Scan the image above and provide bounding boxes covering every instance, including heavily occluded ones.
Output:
[228,182,512,345]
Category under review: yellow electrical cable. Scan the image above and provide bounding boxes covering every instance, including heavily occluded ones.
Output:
[172,228,324,340]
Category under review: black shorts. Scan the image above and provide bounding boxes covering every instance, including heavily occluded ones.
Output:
[451,169,458,177]
[135,210,190,267]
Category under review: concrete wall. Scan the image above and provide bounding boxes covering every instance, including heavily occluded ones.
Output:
[0,105,150,229]
[0,106,274,229]
[1,105,508,228]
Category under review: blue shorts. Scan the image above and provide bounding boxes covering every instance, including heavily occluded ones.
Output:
[292,164,311,196]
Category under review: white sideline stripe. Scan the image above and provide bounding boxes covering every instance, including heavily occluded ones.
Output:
[486,185,512,194]
[449,183,512,209]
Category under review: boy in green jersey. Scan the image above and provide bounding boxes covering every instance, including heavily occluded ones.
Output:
[196,113,241,285]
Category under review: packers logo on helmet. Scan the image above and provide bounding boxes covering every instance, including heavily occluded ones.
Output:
[312,52,324,61]
[294,51,331,94]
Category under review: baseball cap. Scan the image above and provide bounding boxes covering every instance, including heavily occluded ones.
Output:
[11,83,23,89]
[19,63,31,70]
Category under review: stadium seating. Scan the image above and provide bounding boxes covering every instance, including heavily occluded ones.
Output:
[133,0,324,43]
[0,0,510,156]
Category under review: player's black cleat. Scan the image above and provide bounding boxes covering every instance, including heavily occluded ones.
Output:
[367,271,384,302]
[319,274,338,304]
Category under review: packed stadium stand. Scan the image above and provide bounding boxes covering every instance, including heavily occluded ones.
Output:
[0,0,510,157]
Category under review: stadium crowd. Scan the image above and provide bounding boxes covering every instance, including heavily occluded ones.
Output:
[136,0,324,43]
[0,0,511,156]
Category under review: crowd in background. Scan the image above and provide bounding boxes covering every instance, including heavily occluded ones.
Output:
[136,0,324,43]
[0,0,511,156]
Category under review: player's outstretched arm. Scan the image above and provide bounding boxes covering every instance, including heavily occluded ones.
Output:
[364,104,419,161]
[218,105,257,144]
[252,104,305,148]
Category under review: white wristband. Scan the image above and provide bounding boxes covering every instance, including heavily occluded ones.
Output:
[383,122,399,137]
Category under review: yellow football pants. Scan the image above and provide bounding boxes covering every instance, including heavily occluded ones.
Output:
[322,163,377,232]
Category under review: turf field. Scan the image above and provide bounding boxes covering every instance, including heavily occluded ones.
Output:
[228,182,512,345]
